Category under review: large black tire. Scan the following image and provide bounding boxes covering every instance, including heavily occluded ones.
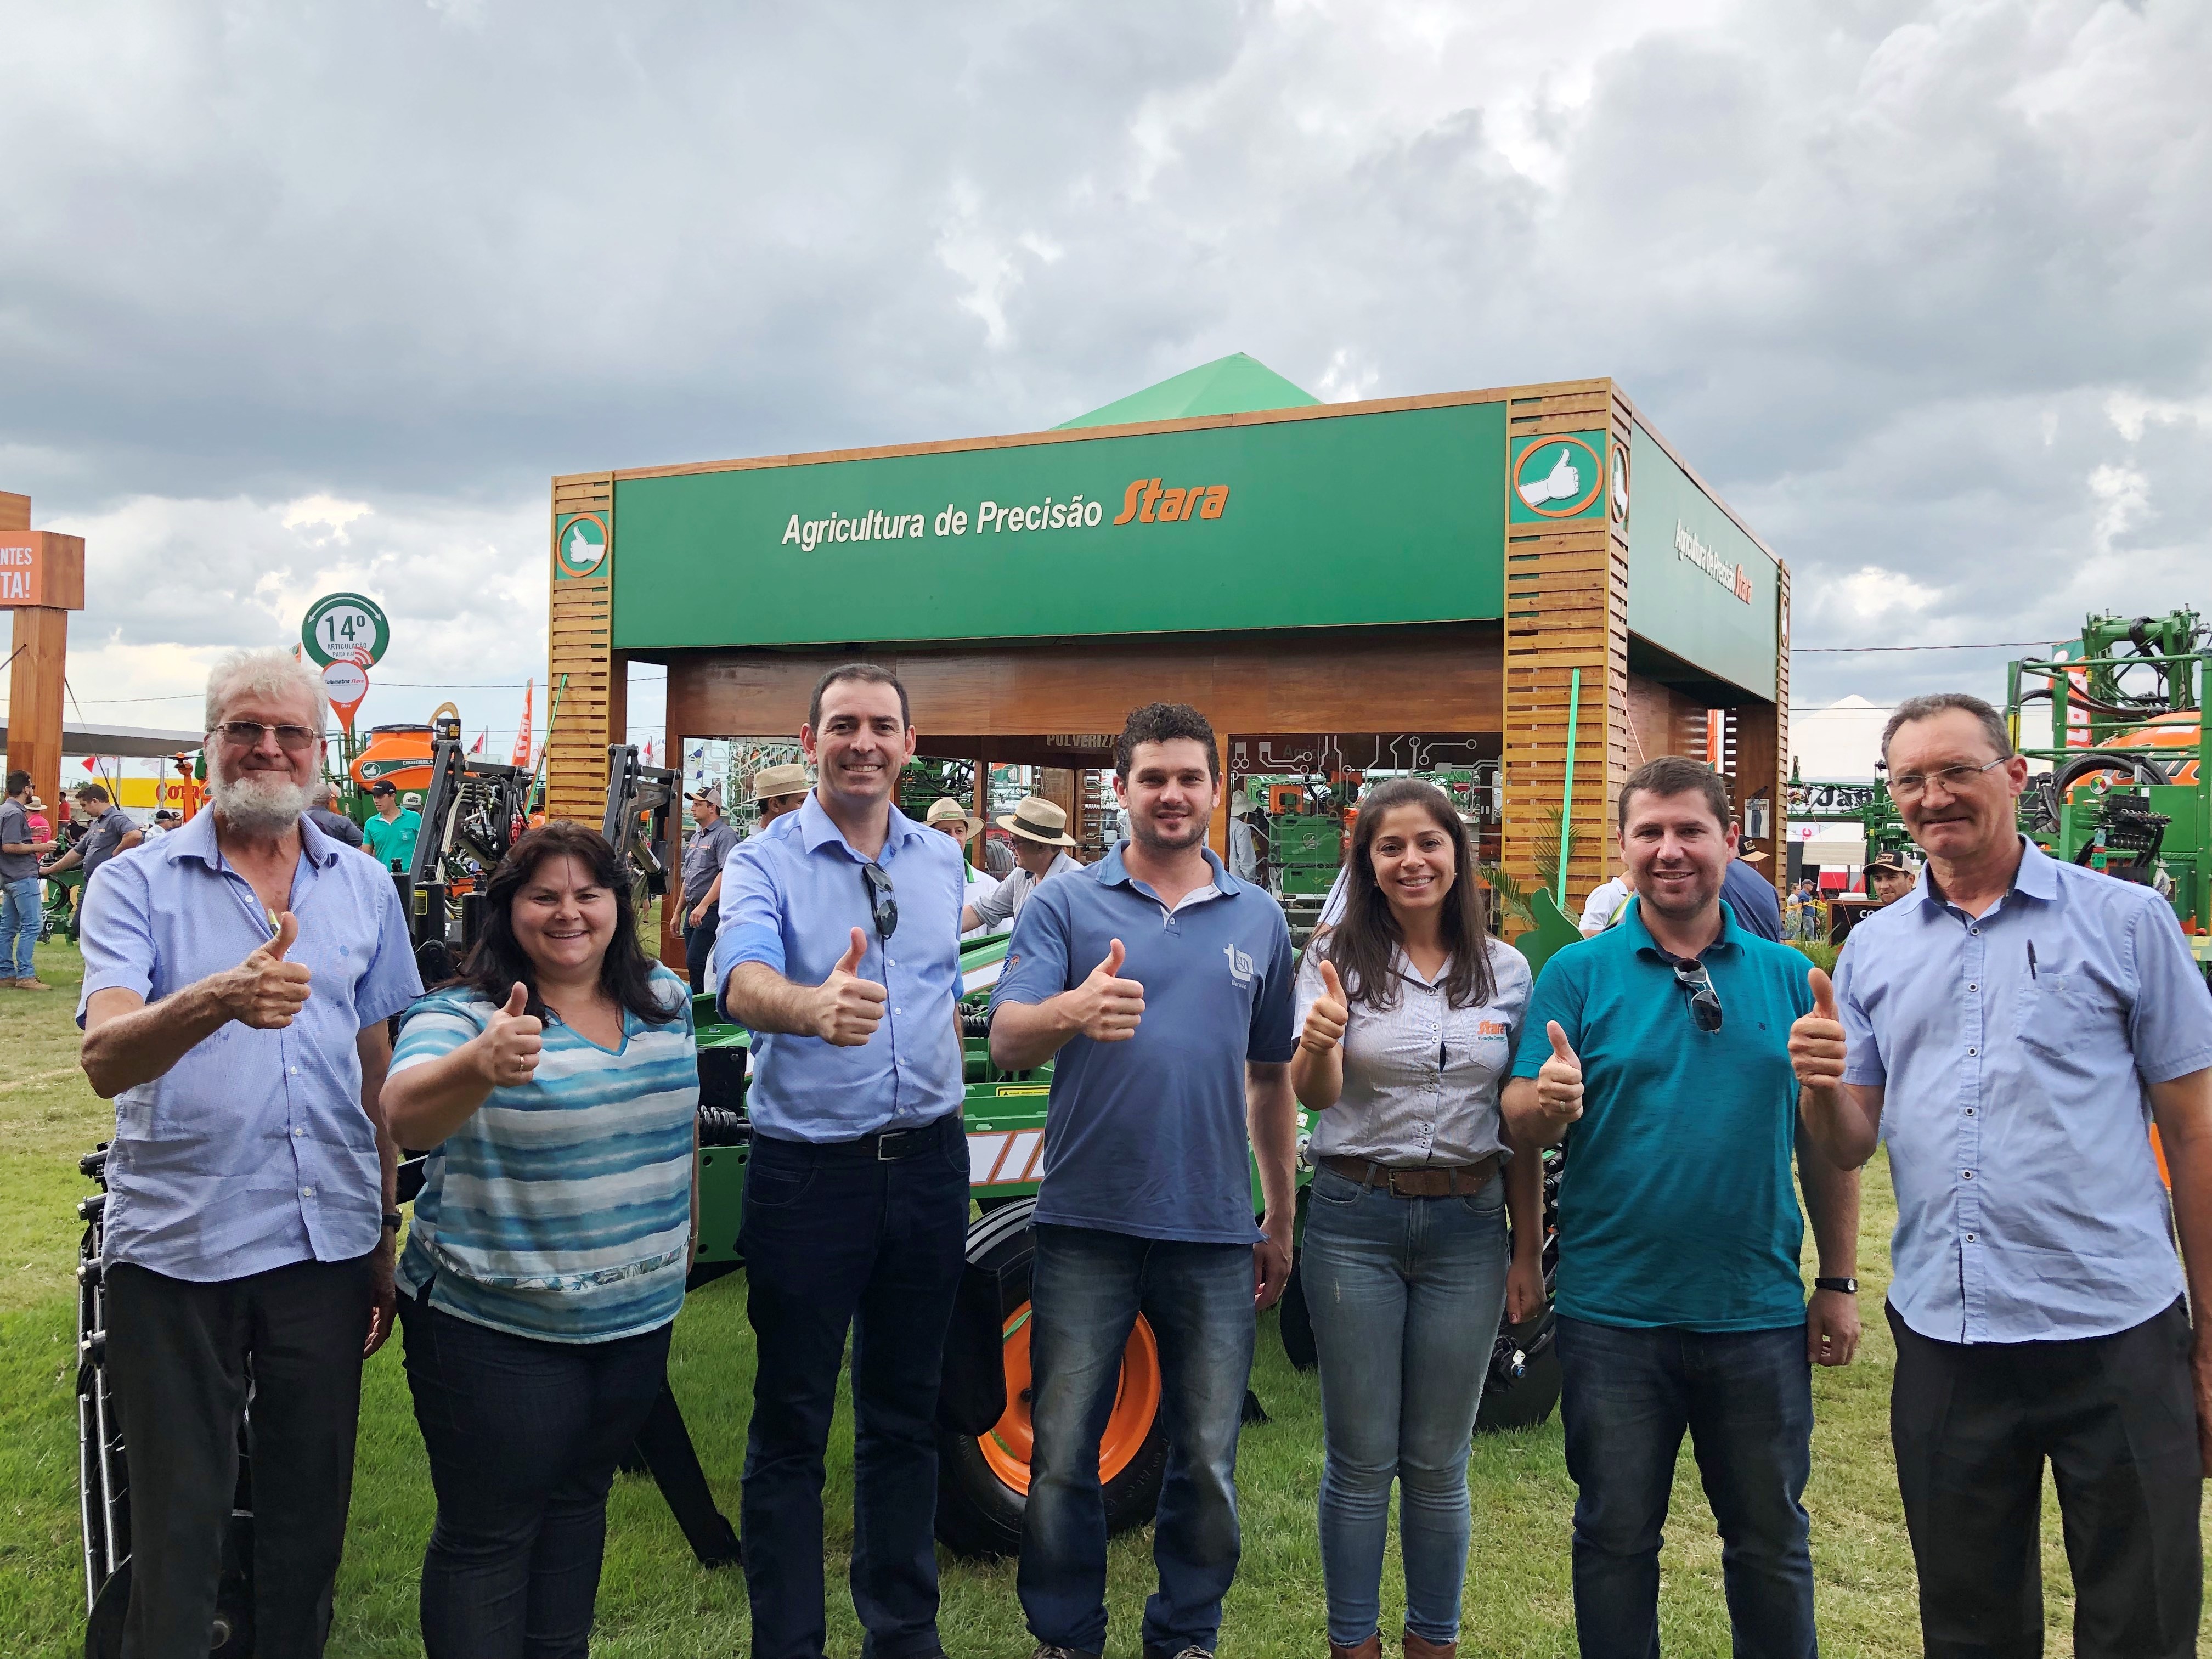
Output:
[933,1200,1170,1559]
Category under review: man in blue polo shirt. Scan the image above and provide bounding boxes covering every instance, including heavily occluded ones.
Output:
[991,702,1299,1659]
[713,663,970,1659]
[1503,754,1861,1659]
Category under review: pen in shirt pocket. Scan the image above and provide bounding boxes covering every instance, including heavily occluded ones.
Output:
[2027,940,2038,980]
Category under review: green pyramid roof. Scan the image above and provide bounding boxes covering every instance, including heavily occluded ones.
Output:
[1057,353,1320,430]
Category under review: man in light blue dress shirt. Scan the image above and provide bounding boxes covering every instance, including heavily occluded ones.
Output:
[710,662,969,1659]
[1793,693,2212,1659]
[76,648,421,1657]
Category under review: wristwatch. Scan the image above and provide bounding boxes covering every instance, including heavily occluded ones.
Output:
[381,1210,404,1233]
[1813,1276,1858,1294]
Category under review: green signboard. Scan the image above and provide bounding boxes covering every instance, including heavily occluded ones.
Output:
[610,402,1509,650]
[300,591,390,667]
[1624,422,1778,697]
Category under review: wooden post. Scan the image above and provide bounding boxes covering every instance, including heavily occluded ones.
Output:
[2,493,87,815]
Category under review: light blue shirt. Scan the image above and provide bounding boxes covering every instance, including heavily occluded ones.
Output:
[1836,838,2212,1344]
[713,791,966,1142]
[76,811,423,1282]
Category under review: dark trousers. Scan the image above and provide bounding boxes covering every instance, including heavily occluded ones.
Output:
[105,1254,373,1659]
[1888,1297,2203,1659]
[682,902,719,995]
[738,1114,970,1659]
[1018,1223,1256,1659]
[1556,1315,1816,1659]
[398,1291,673,1659]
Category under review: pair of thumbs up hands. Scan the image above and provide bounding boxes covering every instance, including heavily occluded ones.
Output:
[1531,966,1849,1132]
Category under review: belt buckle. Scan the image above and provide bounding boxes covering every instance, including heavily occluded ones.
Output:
[1385,1166,1412,1198]
[876,1129,909,1161]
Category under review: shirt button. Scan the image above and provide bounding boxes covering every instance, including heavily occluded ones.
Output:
[1970,926,1979,935]
[1967,1047,1977,1056]
[288,1066,299,1076]
[301,1186,315,1197]
[294,1125,307,1137]
[1964,1107,1976,1116]
[1962,1170,1974,1180]
[1966,1233,1978,1243]
[1968,984,1977,992]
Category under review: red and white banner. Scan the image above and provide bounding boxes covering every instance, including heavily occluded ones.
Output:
[511,679,533,769]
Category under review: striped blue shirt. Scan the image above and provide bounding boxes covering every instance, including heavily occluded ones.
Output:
[391,966,698,1342]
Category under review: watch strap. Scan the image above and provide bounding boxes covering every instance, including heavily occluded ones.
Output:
[381,1210,404,1232]
[1814,1276,1858,1294]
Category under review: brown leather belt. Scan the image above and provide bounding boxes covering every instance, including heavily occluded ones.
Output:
[1321,1153,1501,1198]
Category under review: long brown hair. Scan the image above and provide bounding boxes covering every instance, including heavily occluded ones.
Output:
[1313,778,1497,1012]
[452,821,682,1025]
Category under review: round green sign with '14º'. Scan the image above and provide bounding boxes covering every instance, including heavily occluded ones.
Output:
[302,592,391,668]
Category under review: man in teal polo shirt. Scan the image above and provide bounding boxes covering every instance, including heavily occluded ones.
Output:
[1503,754,1861,1659]
[361,780,421,873]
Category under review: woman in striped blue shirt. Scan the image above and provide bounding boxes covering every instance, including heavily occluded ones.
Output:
[383,821,698,1659]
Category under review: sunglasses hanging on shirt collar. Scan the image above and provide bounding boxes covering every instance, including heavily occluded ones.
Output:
[1673,957,1724,1033]
[862,863,899,941]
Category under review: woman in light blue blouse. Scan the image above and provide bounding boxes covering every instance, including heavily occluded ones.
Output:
[383,821,697,1659]
[1288,780,1543,1659]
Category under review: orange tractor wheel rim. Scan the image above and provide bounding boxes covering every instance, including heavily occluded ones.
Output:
[977,1302,1161,1496]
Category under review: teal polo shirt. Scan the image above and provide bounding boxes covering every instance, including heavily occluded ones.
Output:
[1510,898,1814,1332]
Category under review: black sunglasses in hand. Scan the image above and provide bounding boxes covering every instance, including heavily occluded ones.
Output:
[1673,957,1723,1033]
[862,864,899,940]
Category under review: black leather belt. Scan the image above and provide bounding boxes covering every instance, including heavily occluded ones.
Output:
[810,1116,957,1161]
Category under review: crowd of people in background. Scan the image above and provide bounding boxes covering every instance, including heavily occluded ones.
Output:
[48,651,2212,1659]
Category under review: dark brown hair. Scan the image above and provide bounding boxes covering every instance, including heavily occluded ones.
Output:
[1114,702,1220,780]
[1617,755,1731,832]
[1313,778,1497,1012]
[808,662,910,730]
[453,821,682,1026]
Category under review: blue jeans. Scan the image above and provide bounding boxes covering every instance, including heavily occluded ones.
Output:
[1019,1223,1256,1658]
[1302,1166,1511,1646]
[738,1115,970,1659]
[399,1293,672,1659]
[1,874,40,979]
[1556,1316,1816,1659]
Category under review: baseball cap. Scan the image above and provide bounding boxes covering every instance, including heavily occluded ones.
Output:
[690,782,724,808]
[370,779,396,795]
[402,791,424,808]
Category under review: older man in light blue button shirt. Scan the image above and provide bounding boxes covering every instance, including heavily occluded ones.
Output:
[1793,692,2212,1659]
[709,662,969,1659]
[76,647,421,1658]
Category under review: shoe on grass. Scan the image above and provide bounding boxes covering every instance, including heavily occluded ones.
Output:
[9,977,55,991]
[1031,1646,1102,1659]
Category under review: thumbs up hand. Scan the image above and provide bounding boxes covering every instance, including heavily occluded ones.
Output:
[1299,958,1350,1055]
[224,911,313,1029]
[814,926,889,1047]
[1069,938,1146,1043]
[1788,967,1848,1092]
[1537,1020,1584,1128]
[476,982,545,1087]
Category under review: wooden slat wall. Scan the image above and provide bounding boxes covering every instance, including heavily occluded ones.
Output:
[546,474,620,823]
[1500,382,1626,923]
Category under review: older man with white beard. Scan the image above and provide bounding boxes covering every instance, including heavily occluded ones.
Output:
[77,648,422,1658]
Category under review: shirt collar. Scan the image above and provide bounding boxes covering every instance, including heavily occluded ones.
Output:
[1096,841,1240,896]
[795,788,926,862]
[162,808,340,871]
[1623,893,1743,961]
[1915,834,2051,913]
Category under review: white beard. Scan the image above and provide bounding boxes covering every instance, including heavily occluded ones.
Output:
[208,768,314,836]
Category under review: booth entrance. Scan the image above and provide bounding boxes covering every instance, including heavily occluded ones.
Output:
[546,356,1792,963]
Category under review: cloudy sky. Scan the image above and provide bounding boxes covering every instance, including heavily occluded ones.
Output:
[4,0,2207,771]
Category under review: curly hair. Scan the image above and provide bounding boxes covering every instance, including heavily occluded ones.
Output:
[1113,702,1219,780]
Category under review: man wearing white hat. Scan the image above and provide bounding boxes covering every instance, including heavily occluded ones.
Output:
[926,797,1002,939]
[748,761,812,830]
[960,795,1082,934]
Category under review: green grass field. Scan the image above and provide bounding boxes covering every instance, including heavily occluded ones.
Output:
[0,936,2168,1655]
